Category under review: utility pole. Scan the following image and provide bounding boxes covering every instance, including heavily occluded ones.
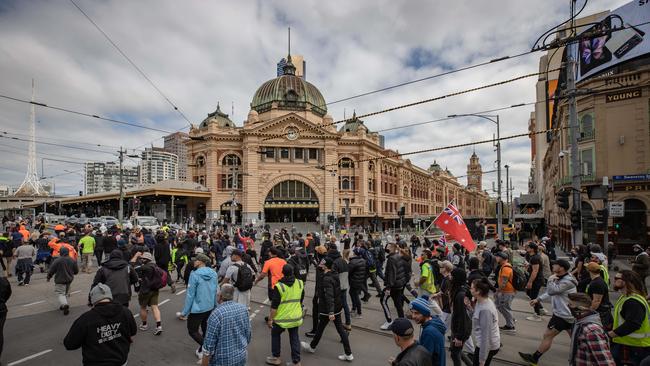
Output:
[602,176,609,254]
[505,164,510,226]
[118,147,125,225]
[495,115,503,240]
[230,167,238,236]
[567,1,583,247]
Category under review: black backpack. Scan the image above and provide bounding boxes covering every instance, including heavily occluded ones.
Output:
[234,263,254,292]
[289,255,308,281]
[504,263,527,291]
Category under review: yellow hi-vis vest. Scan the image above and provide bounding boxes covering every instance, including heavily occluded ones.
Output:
[274,279,304,329]
[613,293,650,347]
[599,264,609,285]
[421,262,437,294]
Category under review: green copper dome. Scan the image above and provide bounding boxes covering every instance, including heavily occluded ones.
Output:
[251,56,327,117]
[200,103,234,128]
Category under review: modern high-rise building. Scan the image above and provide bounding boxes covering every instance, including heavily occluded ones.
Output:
[139,147,178,184]
[85,162,139,194]
[277,55,306,79]
[164,132,189,181]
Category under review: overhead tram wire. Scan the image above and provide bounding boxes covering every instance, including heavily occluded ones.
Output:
[261,68,560,142]
[0,135,117,155]
[1,130,120,149]
[319,126,571,169]
[0,94,174,134]
[69,0,194,129]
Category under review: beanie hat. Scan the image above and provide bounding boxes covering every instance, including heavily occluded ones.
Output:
[90,283,113,305]
[320,257,334,269]
[409,297,431,317]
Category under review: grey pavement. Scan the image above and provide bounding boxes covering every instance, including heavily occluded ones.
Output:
[2,249,631,366]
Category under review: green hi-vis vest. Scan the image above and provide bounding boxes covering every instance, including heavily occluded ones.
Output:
[274,279,304,329]
[613,293,650,347]
[421,262,437,294]
[599,264,609,285]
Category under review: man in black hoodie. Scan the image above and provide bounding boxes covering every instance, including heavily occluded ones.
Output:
[91,249,139,307]
[380,243,407,330]
[64,283,137,366]
[328,244,351,330]
[154,235,176,293]
[301,256,354,362]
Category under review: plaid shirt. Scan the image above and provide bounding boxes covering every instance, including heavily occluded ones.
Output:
[573,323,615,366]
[202,301,251,366]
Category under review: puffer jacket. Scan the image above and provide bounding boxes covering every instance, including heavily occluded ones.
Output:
[181,266,218,316]
[347,256,367,290]
[318,270,343,315]
[385,252,407,289]
[328,249,349,291]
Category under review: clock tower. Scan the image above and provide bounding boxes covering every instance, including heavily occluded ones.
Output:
[467,151,482,191]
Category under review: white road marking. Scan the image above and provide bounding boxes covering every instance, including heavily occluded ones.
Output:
[159,299,170,306]
[8,349,52,366]
[70,290,81,295]
[176,289,186,295]
[22,300,45,307]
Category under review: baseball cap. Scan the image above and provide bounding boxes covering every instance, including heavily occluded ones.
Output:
[586,262,602,273]
[551,259,571,271]
[389,318,414,337]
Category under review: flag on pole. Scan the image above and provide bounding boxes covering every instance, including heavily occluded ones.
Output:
[433,202,476,252]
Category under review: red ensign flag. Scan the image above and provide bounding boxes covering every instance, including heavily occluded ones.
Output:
[433,202,476,252]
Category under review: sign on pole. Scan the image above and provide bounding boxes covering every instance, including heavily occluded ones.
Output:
[609,202,625,217]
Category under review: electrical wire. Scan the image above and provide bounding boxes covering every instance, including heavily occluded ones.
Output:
[0,94,175,134]
[0,135,117,155]
[0,145,98,163]
[69,0,193,129]
[1,130,120,149]
[320,126,570,168]
[261,68,558,141]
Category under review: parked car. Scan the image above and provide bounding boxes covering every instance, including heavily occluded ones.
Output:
[132,216,159,231]
[100,216,119,227]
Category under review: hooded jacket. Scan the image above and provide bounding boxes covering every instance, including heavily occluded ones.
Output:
[153,240,171,267]
[181,266,218,316]
[328,249,349,291]
[385,252,407,289]
[287,249,309,282]
[92,250,139,306]
[569,311,608,366]
[318,270,343,315]
[347,256,367,290]
[63,301,137,366]
[450,268,472,341]
[48,254,79,284]
[102,235,117,254]
[0,277,11,314]
[420,317,447,366]
[538,272,578,321]
[392,342,433,366]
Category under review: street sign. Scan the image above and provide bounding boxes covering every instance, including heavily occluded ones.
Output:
[609,201,625,217]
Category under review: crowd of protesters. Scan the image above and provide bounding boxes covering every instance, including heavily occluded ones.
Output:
[0,214,649,366]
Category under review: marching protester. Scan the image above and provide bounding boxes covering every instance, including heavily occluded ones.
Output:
[608,270,650,365]
[449,268,473,366]
[91,249,139,307]
[494,252,516,332]
[381,242,408,330]
[301,256,354,362]
[409,296,446,366]
[180,253,217,360]
[348,247,367,318]
[519,259,577,365]
[0,275,10,359]
[78,230,96,274]
[47,246,79,315]
[266,264,304,366]
[64,284,138,366]
[388,317,432,366]
[524,242,545,322]
[201,283,251,366]
[470,277,501,366]
[255,247,287,300]
[14,239,36,286]
[223,249,255,308]
[585,261,613,330]
[566,292,615,366]
[132,251,164,335]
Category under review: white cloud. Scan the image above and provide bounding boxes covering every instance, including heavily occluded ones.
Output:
[0,0,629,196]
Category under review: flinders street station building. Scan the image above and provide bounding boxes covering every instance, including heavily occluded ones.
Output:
[187,55,490,228]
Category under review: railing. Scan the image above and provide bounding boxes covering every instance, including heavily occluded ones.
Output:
[578,129,595,142]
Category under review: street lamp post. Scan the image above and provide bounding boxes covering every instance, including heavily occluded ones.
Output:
[505,164,510,226]
[448,114,503,240]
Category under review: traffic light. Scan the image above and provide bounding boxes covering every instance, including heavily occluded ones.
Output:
[570,210,581,230]
[133,198,140,211]
[596,209,606,228]
[398,206,405,217]
[258,211,262,220]
[556,190,570,210]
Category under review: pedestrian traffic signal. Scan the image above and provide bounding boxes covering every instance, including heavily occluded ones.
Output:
[595,209,606,229]
[570,210,581,230]
[556,190,570,210]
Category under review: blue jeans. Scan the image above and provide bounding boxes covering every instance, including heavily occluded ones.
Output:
[272,324,300,364]
[340,289,351,325]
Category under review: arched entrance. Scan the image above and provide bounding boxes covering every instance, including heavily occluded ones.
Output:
[264,180,319,223]
[614,198,648,253]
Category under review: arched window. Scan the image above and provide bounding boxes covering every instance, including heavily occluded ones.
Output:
[196,155,205,167]
[338,158,355,169]
[220,154,242,190]
[368,161,375,171]
[222,154,241,166]
[341,178,351,190]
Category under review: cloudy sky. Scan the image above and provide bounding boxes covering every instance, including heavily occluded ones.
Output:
[0,0,627,197]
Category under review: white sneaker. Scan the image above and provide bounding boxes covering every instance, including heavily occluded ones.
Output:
[338,354,354,362]
[540,308,549,316]
[380,321,393,330]
[526,315,542,322]
[301,341,316,353]
[195,349,202,360]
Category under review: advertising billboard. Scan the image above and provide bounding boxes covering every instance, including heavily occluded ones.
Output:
[575,0,650,82]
